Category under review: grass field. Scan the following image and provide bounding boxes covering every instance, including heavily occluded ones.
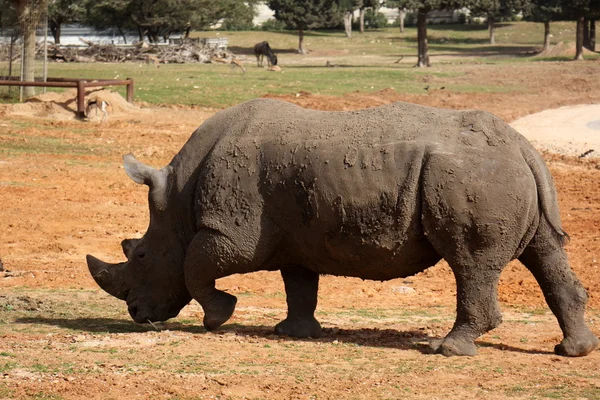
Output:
[1,22,597,109]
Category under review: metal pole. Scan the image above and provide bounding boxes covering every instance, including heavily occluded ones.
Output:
[76,80,86,118]
[126,78,134,103]
[43,9,48,93]
[8,36,14,93]
[19,42,24,102]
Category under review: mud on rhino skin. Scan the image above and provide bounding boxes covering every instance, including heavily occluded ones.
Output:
[87,98,599,357]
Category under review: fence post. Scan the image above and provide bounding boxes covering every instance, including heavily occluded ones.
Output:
[126,78,134,103]
[76,80,86,119]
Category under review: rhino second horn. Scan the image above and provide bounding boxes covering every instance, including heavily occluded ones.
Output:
[86,255,129,301]
[122,153,171,211]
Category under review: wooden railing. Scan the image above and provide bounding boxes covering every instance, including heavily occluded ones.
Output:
[0,77,134,118]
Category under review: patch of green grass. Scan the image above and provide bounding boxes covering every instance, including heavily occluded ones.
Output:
[0,132,105,156]
[0,22,578,110]
[0,384,14,398]
[31,393,65,400]
[0,361,17,373]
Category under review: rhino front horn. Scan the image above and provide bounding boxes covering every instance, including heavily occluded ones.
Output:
[86,255,129,301]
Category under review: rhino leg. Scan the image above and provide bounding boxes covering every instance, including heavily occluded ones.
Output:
[184,230,240,331]
[519,219,599,357]
[430,264,504,357]
[275,266,322,338]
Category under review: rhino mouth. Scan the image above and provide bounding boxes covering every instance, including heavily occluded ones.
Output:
[126,296,175,324]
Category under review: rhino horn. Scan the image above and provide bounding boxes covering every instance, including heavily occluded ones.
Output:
[86,255,129,301]
[123,154,171,211]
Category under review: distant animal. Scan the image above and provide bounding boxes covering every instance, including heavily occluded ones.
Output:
[229,58,246,74]
[254,41,277,67]
[85,99,108,122]
[211,56,246,74]
[87,99,599,357]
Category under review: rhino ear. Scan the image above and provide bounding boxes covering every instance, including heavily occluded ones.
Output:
[123,154,172,211]
[123,153,155,184]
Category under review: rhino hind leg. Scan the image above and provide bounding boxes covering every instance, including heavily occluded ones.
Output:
[275,266,323,338]
[519,219,599,357]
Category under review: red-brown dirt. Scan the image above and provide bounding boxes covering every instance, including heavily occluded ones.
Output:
[1,61,600,399]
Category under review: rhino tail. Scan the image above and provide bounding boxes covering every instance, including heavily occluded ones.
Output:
[518,136,569,246]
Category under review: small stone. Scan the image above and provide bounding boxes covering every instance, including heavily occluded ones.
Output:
[0,259,3,272]
[391,285,416,294]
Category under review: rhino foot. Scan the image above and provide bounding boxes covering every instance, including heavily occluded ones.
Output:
[555,331,599,357]
[202,291,237,331]
[429,337,477,357]
[275,317,323,339]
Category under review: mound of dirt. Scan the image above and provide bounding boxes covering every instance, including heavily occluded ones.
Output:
[534,41,595,58]
[0,88,138,120]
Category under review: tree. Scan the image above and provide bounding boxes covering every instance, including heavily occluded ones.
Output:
[83,0,135,43]
[11,0,47,98]
[387,0,466,67]
[48,0,85,44]
[85,0,256,43]
[560,0,600,59]
[268,0,342,54]
[340,0,362,38]
[359,0,379,33]
[469,0,530,44]
[524,0,562,51]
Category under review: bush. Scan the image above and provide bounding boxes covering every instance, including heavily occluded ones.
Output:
[219,19,256,31]
[363,10,388,29]
[260,18,288,31]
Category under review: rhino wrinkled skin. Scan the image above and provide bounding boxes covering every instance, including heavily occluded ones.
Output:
[87,99,599,357]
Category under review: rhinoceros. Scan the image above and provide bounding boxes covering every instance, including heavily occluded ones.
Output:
[87,99,599,357]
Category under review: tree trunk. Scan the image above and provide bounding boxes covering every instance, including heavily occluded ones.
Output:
[344,11,352,38]
[118,27,127,44]
[488,14,496,45]
[359,8,365,33]
[416,10,430,67]
[298,29,307,54]
[575,16,585,60]
[543,21,550,51]
[584,17,590,49]
[17,0,39,98]
[590,20,596,52]
[55,24,61,45]
[399,8,405,33]
[21,23,36,97]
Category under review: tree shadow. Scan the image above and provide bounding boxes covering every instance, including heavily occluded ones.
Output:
[426,22,515,32]
[403,36,490,45]
[17,316,554,356]
[228,45,299,56]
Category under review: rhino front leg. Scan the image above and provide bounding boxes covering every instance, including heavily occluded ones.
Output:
[430,264,503,356]
[519,220,599,357]
[275,266,323,338]
[184,230,239,331]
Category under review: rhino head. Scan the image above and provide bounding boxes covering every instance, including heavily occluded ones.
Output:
[87,154,192,324]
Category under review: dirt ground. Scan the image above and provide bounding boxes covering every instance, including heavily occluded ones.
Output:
[1,60,600,399]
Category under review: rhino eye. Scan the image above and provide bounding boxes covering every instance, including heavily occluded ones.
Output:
[137,252,146,260]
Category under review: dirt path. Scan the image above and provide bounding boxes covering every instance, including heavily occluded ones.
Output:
[1,62,600,399]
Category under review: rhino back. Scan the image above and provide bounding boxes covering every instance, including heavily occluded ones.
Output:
[192,99,532,279]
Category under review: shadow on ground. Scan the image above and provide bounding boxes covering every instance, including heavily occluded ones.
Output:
[16,316,552,355]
